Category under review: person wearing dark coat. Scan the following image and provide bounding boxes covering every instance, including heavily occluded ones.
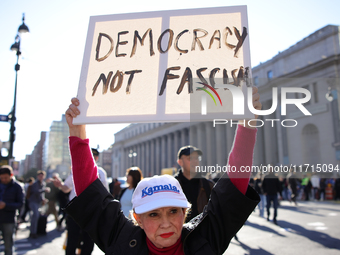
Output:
[174,152,215,223]
[262,166,282,225]
[64,86,262,254]
[0,165,24,255]
[287,171,298,205]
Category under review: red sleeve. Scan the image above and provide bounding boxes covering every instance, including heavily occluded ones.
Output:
[69,136,98,196]
[227,125,257,195]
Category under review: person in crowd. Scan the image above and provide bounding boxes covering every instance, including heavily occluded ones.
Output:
[20,177,34,223]
[63,85,261,254]
[110,178,121,199]
[319,178,326,201]
[56,179,69,230]
[334,177,340,200]
[301,175,312,201]
[109,178,115,195]
[44,173,60,228]
[53,173,95,255]
[310,173,320,200]
[254,173,266,217]
[0,165,24,255]
[28,170,50,239]
[117,167,143,218]
[91,148,110,191]
[286,169,298,206]
[15,177,25,223]
[279,176,289,201]
[174,145,214,222]
[262,165,282,225]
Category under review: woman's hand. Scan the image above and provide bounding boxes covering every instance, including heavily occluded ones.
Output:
[65,97,86,139]
[240,86,262,129]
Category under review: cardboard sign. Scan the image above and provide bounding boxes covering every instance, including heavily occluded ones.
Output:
[74,6,253,124]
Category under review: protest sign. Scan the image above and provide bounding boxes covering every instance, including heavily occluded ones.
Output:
[74,5,253,124]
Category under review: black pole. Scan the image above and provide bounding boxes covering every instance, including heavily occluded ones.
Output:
[8,50,20,160]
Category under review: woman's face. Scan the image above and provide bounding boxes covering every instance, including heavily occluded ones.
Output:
[127,175,133,186]
[134,207,185,248]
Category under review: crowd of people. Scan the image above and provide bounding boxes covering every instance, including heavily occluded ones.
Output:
[249,167,340,226]
[2,161,339,254]
[1,86,340,254]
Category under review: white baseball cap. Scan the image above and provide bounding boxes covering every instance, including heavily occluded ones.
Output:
[132,174,190,214]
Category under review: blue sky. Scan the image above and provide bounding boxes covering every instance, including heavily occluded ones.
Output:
[0,0,339,161]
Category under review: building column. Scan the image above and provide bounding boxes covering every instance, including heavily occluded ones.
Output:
[189,125,195,146]
[253,116,266,166]
[155,138,161,175]
[121,148,130,171]
[205,122,214,167]
[196,123,205,166]
[167,133,173,168]
[215,123,226,166]
[263,100,278,165]
[145,141,149,175]
[161,135,167,169]
[137,144,141,168]
[150,140,155,177]
[226,125,236,161]
[140,143,145,175]
[180,129,186,148]
[120,146,125,176]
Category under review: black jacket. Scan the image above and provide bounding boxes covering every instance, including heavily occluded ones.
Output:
[0,179,24,223]
[65,174,259,255]
[262,173,282,196]
[174,169,215,222]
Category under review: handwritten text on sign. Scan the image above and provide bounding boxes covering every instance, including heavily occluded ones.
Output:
[75,7,251,124]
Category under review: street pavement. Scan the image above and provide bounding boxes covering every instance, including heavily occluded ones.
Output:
[224,200,340,255]
[1,200,339,254]
[0,218,104,255]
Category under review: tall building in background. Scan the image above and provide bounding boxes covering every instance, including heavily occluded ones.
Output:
[43,115,71,179]
[28,132,46,172]
[19,132,46,176]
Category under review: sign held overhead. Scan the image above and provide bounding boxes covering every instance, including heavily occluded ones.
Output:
[74,5,253,124]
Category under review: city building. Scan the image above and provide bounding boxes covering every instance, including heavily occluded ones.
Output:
[43,115,71,179]
[18,25,340,180]
[110,122,237,178]
[24,131,46,175]
[99,147,113,177]
[110,24,340,178]
[252,25,340,168]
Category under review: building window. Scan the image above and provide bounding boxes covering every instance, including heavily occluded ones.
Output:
[267,70,273,80]
[254,76,259,86]
[302,85,310,105]
[313,82,318,103]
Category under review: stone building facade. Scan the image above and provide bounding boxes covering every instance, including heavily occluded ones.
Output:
[110,25,340,178]
[252,25,340,168]
[111,122,237,178]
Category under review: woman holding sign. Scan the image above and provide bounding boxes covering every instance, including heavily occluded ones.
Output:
[64,86,261,255]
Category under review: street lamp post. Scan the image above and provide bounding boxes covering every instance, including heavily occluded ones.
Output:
[128,150,137,167]
[8,14,29,160]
